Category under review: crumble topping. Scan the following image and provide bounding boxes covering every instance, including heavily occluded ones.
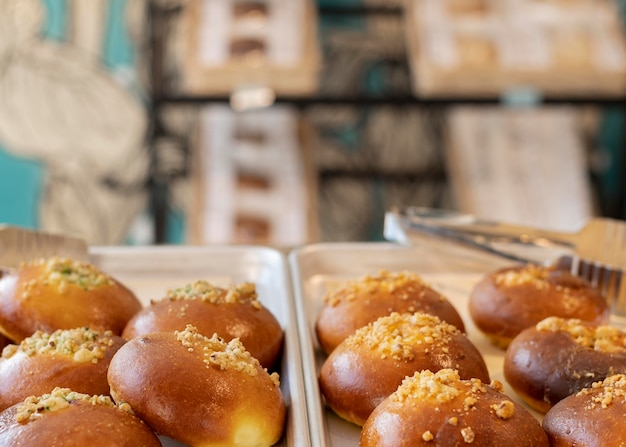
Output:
[323,270,441,307]
[2,327,114,364]
[174,325,280,387]
[21,258,113,298]
[164,281,261,309]
[491,400,515,419]
[345,312,458,361]
[461,427,475,443]
[536,317,626,353]
[15,387,131,423]
[494,265,549,289]
[391,369,515,443]
[579,374,626,409]
[392,369,462,404]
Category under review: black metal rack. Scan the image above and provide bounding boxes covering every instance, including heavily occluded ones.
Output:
[147,2,626,243]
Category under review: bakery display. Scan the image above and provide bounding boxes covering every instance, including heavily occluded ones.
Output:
[122,280,283,368]
[542,374,626,447]
[319,312,489,426]
[469,264,609,348]
[406,0,626,97]
[108,324,286,447]
[0,257,142,341]
[0,327,125,411]
[315,270,465,355]
[360,369,549,447]
[504,316,626,413]
[0,387,161,446]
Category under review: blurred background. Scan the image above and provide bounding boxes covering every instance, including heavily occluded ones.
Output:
[0,0,625,246]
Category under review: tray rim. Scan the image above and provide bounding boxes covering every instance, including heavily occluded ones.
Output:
[89,244,311,447]
[287,241,516,447]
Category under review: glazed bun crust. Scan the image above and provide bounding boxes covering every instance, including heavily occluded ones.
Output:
[0,329,126,411]
[504,317,626,413]
[543,374,626,447]
[319,313,489,426]
[469,265,609,349]
[315,271,465,355]
[361,369,549,447]
[108,327,286,447]
[0,259,142,341]
[122,298,283,368]
[0,394,161,447]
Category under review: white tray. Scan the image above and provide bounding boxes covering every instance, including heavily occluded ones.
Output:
[289,242,541,447]
[89,245,310,447]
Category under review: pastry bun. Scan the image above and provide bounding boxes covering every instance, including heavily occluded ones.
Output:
[0,327,125,411]
[0,387,161,446]
[315,270,465,354]
[504,317,626,413]
[108,325,286,447]
[0,257,142,341]
[361,369,549,447]
[319,312,489,426]
[469,264,609,349]
[122,280,283,368]
[542,374,626,447]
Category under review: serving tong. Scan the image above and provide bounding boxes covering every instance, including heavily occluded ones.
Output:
[0,225,89,271]
[384,207,626,315]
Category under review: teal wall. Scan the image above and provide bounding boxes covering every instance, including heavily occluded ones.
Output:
[0,0,138,229]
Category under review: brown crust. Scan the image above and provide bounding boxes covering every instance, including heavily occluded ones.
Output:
[122,298,283,368]
[360,370,549,447]
[107,330,286,446]
[543,374,626,446]
[315,271,465,355]
[0,332,126,412]
[0,262,142,341]
[504,319,626,413]
[319,313,489,426]
[469,265,609,349]
[0,397,161,446]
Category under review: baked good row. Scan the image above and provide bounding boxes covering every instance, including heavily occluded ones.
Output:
[0,257,286,446]
[1,254,624,445]
[314,264,624,446]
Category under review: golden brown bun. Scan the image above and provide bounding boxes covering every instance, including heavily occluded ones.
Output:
[504,317,626,413]
[319,312,489,426]
[0,258,142,341]
[469,264,609,349]
[543,374,626,447]
[0,327,126,411]
[361,369,549,447]
[315,270,465,355]
[0,387,161,447]
[108,325,286,447]
[122,281,283,368]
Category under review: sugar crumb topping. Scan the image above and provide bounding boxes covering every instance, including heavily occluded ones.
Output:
[491,400,515,419]
[494,265,549,289]
[165,281,261,309]
[2,327,114,363]
[323,270,439,307]
[578,374,626,409]
[21,258,113,298]
[174,325,279,387]
[346,312,458,361]
[392,369,463,404]
[391,369,514,443]
[15,387,131,423]
[537,317,626,353]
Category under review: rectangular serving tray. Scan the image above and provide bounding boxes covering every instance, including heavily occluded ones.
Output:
[289,241,530,447]
[89,245,310,447]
